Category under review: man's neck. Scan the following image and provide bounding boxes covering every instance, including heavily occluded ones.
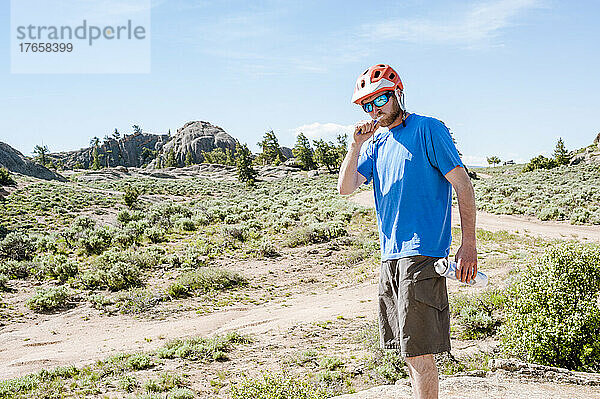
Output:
[387,111,409,130]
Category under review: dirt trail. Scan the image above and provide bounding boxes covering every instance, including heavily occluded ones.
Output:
[350,190,600,242]
[0,283,377,380]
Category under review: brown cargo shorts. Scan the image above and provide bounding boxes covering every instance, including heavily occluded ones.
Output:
[378,255,451,357]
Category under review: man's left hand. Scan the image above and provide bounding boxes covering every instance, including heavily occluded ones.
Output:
[455,243,478,283]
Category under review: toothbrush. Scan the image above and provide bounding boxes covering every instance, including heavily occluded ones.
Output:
[357,117,381,135]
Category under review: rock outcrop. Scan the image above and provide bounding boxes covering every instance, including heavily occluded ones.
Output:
[0,142,66,181]
[570,133,600,166]
[50,132,170,169]
[150,121,238,168]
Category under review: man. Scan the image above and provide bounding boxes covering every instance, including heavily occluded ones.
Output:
[338,64,477,399]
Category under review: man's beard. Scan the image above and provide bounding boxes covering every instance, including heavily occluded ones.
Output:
[378,103,402,127]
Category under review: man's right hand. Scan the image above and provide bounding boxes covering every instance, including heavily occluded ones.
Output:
[353,119,378,145]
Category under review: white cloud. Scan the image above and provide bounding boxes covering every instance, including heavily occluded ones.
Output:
[293,122,354,142]
[360,0,542,47]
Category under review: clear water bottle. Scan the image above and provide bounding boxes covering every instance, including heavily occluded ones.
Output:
[434,258,488,288]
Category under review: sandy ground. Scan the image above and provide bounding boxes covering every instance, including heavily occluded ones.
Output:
[349,190,600,242]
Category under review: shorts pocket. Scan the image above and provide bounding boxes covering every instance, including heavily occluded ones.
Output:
[413,276,448,312]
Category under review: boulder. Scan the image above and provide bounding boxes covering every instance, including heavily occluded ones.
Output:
[152,121,238,168]
[0,142,66,181]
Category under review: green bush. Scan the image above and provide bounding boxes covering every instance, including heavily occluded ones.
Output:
[79,249,143,291]
[35,254,78,282]
[523,155,558,172]
[284,222,347,247]
[168,388,195,399]
[26,286,71,312]
[145,226,166,243]
[450,289,506,339]
[0,167,16,186]
[0,274,9,291]
[166,267,245,299]
[123,185,141,208]
[501,242,600,372]
[127,353,155,370]
[156,331,250,361]
[0,260,32,279]
[230,373,328,399]
[0,232,36,261]
[175,217,196,231]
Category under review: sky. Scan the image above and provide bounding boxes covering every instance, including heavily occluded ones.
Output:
[1,0,599,166]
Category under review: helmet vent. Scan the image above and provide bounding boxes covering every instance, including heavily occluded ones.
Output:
[360,80,365,88]
[389,73,395,79]
[379,64,385,67]
[363,69,369,75]
[374,71,381,79]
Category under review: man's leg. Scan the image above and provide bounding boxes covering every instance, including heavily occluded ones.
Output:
[405,354,438,399]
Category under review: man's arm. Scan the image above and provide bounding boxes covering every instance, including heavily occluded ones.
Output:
[338,142,367,195]
[338,120,378,195]
[444,166,478,283]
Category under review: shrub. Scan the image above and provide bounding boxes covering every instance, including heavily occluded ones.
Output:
[79,249,143,291]
[156,332,250,361]
[0,274,9,291]
[127,353,155,370]
[501,242,600,372]
[78,226,115,255]
[117,209,144,225]
[35,254,78,282]
[0,232,36,261]
[450,289,506,339]
[117,288,163,314]
[230,373,328,399]
[284,222,347,247]
[175,217,195,231]
[26,286,71,312]
[537,206,564,221]
[0,225,8,240]
[168,388,195,399]
[166,267,245,299]
[0,167,16,186]
[0,260,32,279]
[522,155,558,172]
[145,226,166,243]
[123,185,141,208]
[118,375,138,392]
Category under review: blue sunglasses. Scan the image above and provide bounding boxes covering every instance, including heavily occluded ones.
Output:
[362,91,394,113]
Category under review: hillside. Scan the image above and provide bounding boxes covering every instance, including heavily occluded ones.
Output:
[1,167,600,398]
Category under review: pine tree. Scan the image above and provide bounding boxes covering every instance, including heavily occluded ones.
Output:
[486,156,501,167]
[164,149,177,168]
[292,133,315,170]
[313,139,338,173]
[553,137,570,166]
[185,151,194,166]
[225,148,235,166]
[132,125,142,135]
[112,128,121,140]
[89,137,101,170]
[256,130,283,165]
[33,144,49,167]
[91,147,101,170]
[335,134,348,167]
[235,143,257,186]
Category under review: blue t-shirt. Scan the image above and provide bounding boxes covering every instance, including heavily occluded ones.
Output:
[357,113,464,261]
